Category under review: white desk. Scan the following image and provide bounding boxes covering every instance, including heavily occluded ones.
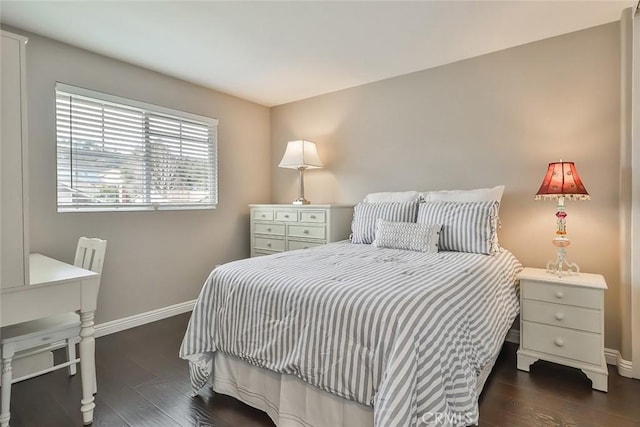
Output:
[1,254,100,425]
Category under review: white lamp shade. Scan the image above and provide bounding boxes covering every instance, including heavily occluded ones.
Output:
[278,140,323,169]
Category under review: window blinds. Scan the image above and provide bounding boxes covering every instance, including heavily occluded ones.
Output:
[55,83,218,212]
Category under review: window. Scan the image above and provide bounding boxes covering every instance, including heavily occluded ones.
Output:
[55,83,218,212]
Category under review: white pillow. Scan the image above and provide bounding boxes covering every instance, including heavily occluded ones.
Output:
[363,191,420,203]
[373,219,441,253]
[420,185,505,203]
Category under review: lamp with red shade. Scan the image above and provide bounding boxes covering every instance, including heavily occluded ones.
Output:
[535,161,590,276]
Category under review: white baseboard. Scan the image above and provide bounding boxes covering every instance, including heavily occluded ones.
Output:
[506,327,633,378]
[94,299,196,338]
[604,348,618,366]
[604,348,634,378]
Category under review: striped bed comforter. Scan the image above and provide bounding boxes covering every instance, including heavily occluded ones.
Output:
[180,241,521,426]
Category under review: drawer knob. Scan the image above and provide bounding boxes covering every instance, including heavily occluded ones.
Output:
[266,242,272,247]
[310,215,316,219]
[555,291,564,299]
[267,228,272,232]
[303,229,309,234]
[555,312,565,321]
[284,214,290,218]
[261,214,266,218]
[554,337,565,347]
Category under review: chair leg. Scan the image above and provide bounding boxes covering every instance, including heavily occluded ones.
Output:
[1,345,15,427]
[67,339,77,376]
[92,363,97,395]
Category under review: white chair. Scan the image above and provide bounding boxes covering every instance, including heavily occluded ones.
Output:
[0,237,106,427]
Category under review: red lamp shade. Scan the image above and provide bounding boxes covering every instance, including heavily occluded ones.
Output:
[535,162,590,201]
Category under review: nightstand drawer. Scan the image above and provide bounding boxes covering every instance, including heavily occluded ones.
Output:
[299,210,326,223]
[254,237,285,252]
[253,209,274,221]
[522,300,600,333]
[254,223,285,236]
[288,224,326,239]
[288,240,324,251]
[522,281,600,309]
[522,322,601,365]
[275,210,298,222]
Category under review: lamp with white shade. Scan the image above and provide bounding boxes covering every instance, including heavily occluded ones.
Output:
[278,140,323,205]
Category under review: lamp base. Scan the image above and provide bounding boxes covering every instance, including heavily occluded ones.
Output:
[546,246,580,277]
[292,199,310,205]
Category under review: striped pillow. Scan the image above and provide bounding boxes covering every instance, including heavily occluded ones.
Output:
[417,201,500,255]
[351,201,419,244]
[373,219,441,253]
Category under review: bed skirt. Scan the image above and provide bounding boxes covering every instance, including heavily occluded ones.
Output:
[211,347,501,427]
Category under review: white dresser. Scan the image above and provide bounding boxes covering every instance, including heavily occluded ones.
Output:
[249,204,353,257]
[516,267,608,392]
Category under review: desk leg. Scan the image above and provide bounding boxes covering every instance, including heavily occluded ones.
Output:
[1,344,15,427]
[79,311,96,425]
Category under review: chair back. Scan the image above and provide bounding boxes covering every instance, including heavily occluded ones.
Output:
[74,237,107,275]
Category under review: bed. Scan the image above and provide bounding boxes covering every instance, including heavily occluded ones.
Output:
[180,238,522,427]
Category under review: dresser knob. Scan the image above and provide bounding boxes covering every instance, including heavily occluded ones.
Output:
[261,214,266,218]
[267,228,272,232]
[554,337,564,347]
[303,229,309,234]
[310,215,316,219]
[555,312,565,321]
[555,291,564,299]
[284,214,289,218]
[266,242,271,247]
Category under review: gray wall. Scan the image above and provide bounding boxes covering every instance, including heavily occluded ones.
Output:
[6,26,271,324]
[271,23,623,350]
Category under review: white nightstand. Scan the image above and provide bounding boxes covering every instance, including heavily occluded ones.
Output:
[249,204,353,257]
[516,267,608,392]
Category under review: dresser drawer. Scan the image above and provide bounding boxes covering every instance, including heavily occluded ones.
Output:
[288,224,326,240]
[522,322,601,365]
[521,281,601,309]
[288,240,324,251]
[252,250,277,257]
[254,237,285,252]
[299,210,326,223]
[275,210,298,222]
[254,223,285,236]
[522,299,600,333]
[253,209,274,221]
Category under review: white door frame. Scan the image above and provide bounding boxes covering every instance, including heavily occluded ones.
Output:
[633,9,640,380]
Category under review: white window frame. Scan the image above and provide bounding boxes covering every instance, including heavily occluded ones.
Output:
[55,83,218,212]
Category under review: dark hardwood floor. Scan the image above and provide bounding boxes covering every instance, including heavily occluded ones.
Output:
[7,313,640,426]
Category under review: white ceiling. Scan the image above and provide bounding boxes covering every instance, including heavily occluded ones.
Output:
[1,1,636,107]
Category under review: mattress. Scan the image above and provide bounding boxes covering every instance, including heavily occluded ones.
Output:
[181,241,521,426]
